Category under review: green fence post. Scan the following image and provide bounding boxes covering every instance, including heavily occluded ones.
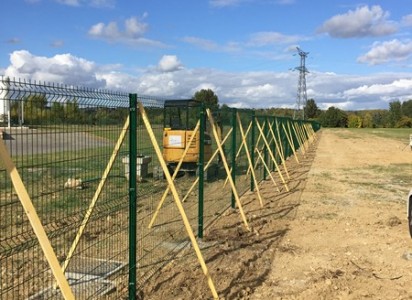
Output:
[198,104,205,239]
[263,116,268,180]
[250,110,255,191]
[231,108,237,208]
[128,93,137,300]
[271,117,275,171]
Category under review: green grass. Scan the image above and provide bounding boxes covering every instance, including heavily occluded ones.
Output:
[345,128,411,142]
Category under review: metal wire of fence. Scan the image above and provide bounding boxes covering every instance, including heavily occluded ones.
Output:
[0,76,320,300]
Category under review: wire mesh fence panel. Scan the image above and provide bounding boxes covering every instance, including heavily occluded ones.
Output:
[0,77,130,299]
[1,76,321,299]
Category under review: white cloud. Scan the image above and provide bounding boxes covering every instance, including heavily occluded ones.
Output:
[4,50,105,88]
[54,0,115,7]
[182,36,241,52]
[247,32,304,46]
[401,14,412,27]
[51,40,65,48]
[158,55,183,72]
[4,50,412,110]
[358,39,412,65]
[318,5,397,38]
[88,16,166,47]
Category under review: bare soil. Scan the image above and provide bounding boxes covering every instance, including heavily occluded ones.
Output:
[143,128,412,300]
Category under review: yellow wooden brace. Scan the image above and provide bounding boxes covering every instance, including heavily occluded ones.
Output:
[223,122,252,187]
[267,121,290,180]
[181,127,233,203]
[282,122,299,164]
[255,120,289,192]
[255,146,280,193]
[148,121,200,228]
[0,141,75,300]
[236,112,263,207]
[206,109,250,231]
[275,120,286,162]
[138,102,219,299]
[291,122,306,156]
[62,116,130,275]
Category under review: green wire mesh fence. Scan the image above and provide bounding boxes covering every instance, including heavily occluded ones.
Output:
[0,76,320,299]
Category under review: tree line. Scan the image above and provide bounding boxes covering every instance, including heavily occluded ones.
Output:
[7,91,412,128]
[304,98,412,128]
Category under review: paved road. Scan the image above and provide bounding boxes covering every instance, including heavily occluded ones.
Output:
[1,128,112,156]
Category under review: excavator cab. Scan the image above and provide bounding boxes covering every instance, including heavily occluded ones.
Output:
[163,99,212,174]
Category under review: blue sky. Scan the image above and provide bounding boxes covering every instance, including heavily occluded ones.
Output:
[1,0,412,110]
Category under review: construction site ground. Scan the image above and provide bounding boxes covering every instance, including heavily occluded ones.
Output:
[143,128,412,300]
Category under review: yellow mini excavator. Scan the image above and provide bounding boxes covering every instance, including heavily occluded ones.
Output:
[162,99,213,175]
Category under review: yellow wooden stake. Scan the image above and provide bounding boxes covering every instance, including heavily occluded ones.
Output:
[236,113,263,207]
[223,122,252,187]
[245,120,273,176]
[289,122,305,156]
[293,122,306,155]
[206,109,250,231]
[255,146,280,193]
[181,127,233,203]
[296,123,308,151]
[138,102,219,299]
[282,122,299,164]
[267,121,290,180]
[62,116,129,275]
[275,120,286,162]
[0,141,75,300]
[148,121,200,228]
[255,120,289,192]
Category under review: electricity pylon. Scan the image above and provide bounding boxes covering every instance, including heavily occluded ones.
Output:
[293,47,309,120]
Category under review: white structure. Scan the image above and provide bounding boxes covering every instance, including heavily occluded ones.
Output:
[0,77,10,125]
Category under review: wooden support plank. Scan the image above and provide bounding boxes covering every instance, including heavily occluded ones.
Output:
[181,127,233,203]
[138,102,219,299]
[0,141,75,300]
[255,145,280,192]
[267,120,290,179]
[255,120,289,192]
[275,120,286,161]
[148,121,200,228]
[62,116,129,274]
[282,122,299,163]
[206,109,250,231]
[245,120,272,176]
[223,122,252,188]
[294,122,307,154]
[296,123,308,151]
[236,113,263,207]
[289,121,305,156]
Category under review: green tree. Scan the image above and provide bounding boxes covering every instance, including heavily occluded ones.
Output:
[319,106,347,128]
[65,99,80,124]
[362,112,373,128]
[193,89,219,110]
[371,110,389,128]
[24,94,48,124]
[51,102,65,122]
[402,99,412,118]
[396,116,412,128]
[304,99,320,119]
[347,114,362,128]
[388,100,402,127]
